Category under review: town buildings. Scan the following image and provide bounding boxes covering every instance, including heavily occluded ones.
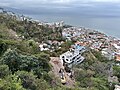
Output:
[62,26,120,61]
[114,85,120,90]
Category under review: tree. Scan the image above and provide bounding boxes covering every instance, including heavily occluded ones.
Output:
[15,71,50,90]
[15,71,37,90]
[0,49,21,73]
[74,50,110,89]
[113,66,120,82]
[35,52,50,62]
[0,41,7,56]
[1,48,51,72]
[0,65,11,78]
[0,75,25,90]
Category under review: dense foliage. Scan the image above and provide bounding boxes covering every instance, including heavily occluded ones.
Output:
[74,50,112,90]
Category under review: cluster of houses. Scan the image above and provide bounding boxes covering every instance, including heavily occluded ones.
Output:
[39,40,64,52]
[62,27,120,61]
[38,21,64,28]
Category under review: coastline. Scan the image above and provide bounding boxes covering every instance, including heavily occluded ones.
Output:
[64,23,120,40]
[25,13,120,39]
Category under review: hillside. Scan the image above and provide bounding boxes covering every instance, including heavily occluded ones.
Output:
[0,9,119,90]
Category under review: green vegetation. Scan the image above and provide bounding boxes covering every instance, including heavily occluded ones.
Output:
[51,41,74,57]
[113,65,120,82]
[0,9,118,90]
[0,11,56,90]
[74,50,111,90]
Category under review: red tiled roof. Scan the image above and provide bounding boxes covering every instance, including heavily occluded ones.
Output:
[116,55,120,61]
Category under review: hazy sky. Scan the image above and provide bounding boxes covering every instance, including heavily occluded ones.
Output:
[1,0,120,9]
[0,0,120,17]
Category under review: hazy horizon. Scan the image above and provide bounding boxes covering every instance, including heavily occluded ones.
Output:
[1,0,120,38]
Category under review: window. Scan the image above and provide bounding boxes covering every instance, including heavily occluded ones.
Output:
[72,57,76,60]
[66,59,69,61]
[77,57,81,60]
[77,60,80,62]
[72,61,74,63]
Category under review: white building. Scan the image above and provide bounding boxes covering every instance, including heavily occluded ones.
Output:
[101,48,115,60]
[39,43,49,51]
[60,44,85,68]
[114,85,120,90]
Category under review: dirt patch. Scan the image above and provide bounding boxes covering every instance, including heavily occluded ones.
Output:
[50,57,75,87]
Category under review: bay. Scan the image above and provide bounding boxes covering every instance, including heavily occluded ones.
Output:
[27,14,120,39]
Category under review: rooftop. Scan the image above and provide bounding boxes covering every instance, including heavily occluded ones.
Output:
[116,55,120,61]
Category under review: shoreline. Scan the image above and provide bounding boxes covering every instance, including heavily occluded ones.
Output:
[64,24,120,40]
[25,14,120,39]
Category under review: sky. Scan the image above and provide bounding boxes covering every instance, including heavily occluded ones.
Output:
[0,0,120,9]
[0,0,119,18]
[0,0,120,19]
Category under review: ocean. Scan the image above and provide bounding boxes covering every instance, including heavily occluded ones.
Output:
[27,13,120,39]
[9,5,118,39]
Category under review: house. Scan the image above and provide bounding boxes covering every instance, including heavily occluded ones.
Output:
[101,48,115,60]
[39,43,49,51]
[113,44,120,49]
[115,54,120,61]
[60,44,85,68]
[114,85,120,90]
